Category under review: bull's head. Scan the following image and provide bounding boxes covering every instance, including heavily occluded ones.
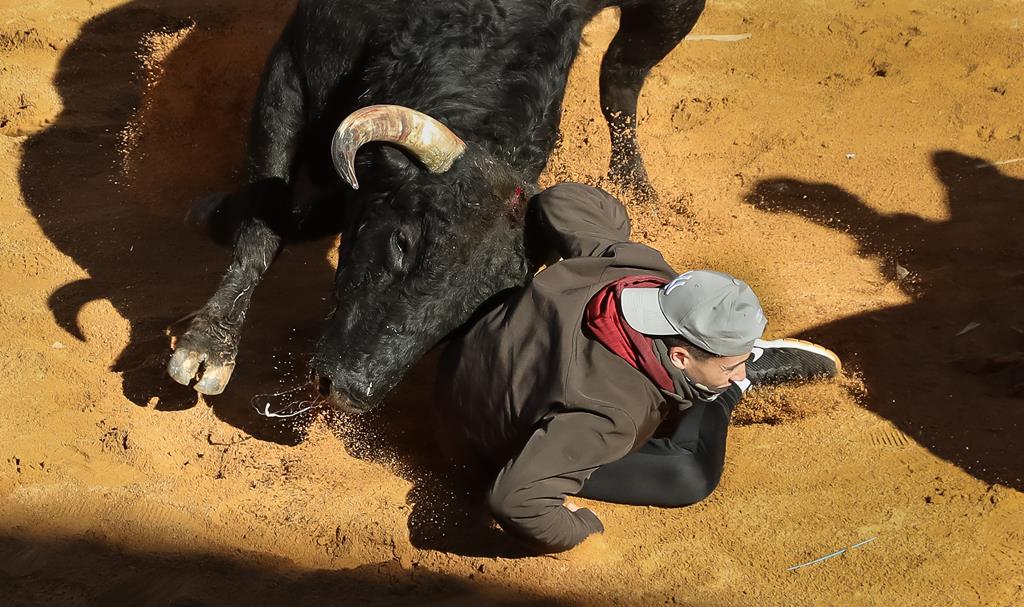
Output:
[312,105,533,412]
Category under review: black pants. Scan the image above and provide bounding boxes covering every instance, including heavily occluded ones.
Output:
[577,392,737,507]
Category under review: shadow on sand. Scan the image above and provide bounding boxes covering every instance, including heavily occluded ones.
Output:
[18,0,322,445]
[0,532,570,606]
[745,151,1024,490]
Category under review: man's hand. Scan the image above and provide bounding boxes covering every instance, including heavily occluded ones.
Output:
[564,500,583,513]
[545,521,609,562]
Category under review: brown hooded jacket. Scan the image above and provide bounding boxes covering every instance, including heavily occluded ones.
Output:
[438,183,678,553]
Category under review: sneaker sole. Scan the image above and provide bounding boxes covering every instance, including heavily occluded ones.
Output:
[752,338,843,376]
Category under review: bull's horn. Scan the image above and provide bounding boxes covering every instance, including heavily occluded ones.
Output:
[331,104,467,190]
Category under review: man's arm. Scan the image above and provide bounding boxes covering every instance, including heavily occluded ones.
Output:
[578,383,746,507]
[526,183,632,262]
[487,407,637,553]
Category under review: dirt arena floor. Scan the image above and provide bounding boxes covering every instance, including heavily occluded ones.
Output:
[2,0,1022,605]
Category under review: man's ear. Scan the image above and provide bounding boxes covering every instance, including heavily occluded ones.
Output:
[668,346,688,371]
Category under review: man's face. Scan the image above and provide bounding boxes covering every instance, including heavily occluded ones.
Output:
[669,346,750,393]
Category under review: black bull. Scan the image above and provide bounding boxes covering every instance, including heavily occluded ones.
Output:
[167,0,706,411]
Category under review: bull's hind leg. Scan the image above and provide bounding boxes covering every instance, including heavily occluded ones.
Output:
[168,42,313,395]
[601,0,705,201]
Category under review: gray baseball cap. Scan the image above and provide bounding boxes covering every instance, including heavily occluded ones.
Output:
[621,270,767,356]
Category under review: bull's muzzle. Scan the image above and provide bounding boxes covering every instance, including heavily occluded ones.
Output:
[313,368,380,414]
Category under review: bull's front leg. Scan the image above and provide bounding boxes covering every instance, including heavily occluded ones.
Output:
[601,0,705,202]
[169,39,308,395]
[168,180,287,394]
[169,180,348,394]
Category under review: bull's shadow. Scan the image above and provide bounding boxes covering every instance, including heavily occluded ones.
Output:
[17,0,330,444]
[745,151,1024,490]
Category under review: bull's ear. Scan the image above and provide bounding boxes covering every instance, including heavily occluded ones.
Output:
[377,146,427,184]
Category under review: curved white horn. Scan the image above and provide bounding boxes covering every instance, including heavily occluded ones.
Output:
[331,104,467,190]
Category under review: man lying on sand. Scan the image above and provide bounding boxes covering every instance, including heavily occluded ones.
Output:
[437,183,841,553]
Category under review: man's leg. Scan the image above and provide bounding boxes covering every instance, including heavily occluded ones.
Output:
[578,338,841,506]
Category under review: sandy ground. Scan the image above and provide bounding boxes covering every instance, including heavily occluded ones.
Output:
[1,0,1022,605]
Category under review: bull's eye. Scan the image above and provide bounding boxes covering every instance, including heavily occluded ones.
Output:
[355,222,368,238]
[388,229,410,272]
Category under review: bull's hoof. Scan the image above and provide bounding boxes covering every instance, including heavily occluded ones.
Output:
[608,163,658,206]
[167,321,239,395]
[619,178,658,206]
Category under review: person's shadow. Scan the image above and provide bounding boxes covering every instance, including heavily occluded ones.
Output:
[745,151,1024,491]
[17,0,551,557]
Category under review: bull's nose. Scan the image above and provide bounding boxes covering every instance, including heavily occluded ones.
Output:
[316,375,333,398]
[312,372,375,414]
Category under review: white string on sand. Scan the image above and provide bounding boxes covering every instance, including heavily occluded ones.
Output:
[251,384,322,419]
[974,157,1024,168]
[255,401,319,419]
[786,537,877,572]
[685,33,752,42]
